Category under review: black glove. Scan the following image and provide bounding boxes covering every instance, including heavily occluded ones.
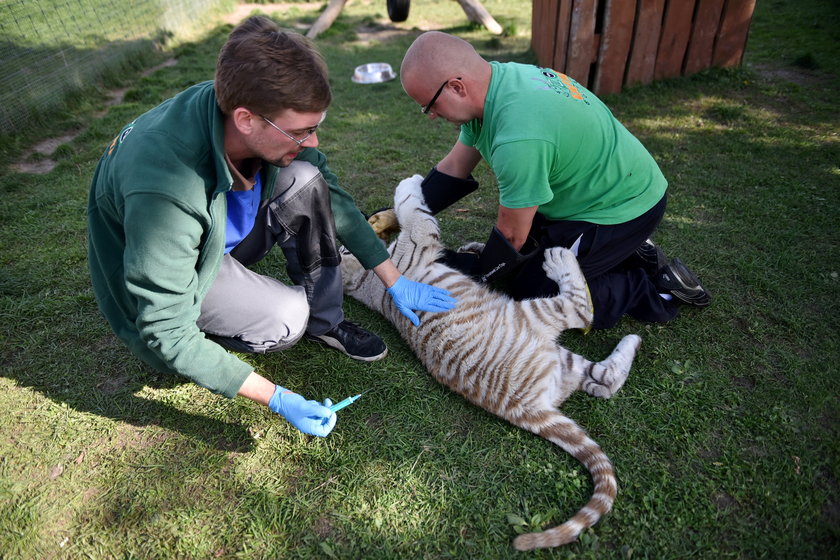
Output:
[474,227,540,283]
[420,166,479,214]
[440,227,540,284]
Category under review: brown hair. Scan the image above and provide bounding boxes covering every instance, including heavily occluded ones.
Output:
[214,16,331,115]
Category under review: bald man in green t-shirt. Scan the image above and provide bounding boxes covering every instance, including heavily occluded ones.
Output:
[400,31,710,329]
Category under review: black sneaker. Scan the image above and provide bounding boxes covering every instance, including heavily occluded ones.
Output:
[655,258,712,307]
[635,239,668,276]
[308,320,388,361]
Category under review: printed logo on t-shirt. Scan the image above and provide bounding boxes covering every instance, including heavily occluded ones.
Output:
[531,70,591,105]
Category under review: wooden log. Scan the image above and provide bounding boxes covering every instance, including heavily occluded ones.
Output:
[654,0,696,81]
[592,0,637,95]
[306,0,349,39]
[566,0,598,87]
[455,0,504,35]
[684,0,726,75]
[712,0,756,67]
[624,0,665,87]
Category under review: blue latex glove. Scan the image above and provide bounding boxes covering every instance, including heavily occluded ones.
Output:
[268,386,336,437]
[386,275,457,326]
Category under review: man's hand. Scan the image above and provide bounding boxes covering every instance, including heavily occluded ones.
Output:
[268,386,337,437]
[386,275,457,326]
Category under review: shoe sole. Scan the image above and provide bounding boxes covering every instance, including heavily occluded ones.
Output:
[309,334,388,362]
[665,258,711,307]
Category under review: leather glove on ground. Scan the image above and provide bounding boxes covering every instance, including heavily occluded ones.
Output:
[367,208,400,241]
[386,275,457,326]
[268,386,336,437]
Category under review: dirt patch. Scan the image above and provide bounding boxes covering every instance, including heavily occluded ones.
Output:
[312,516,334,538]
[712,490,739,510]
[222,2,323,25]
[11,58,177,176]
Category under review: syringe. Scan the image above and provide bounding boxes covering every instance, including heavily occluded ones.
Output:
[328,390,369,412]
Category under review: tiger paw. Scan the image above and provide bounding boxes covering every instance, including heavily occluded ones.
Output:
[542,247,584,288]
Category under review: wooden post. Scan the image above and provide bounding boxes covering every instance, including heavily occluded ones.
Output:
[565,0,598,88]
[592,0,637,95]
[684,0,726,75]
[712,0,757,67]
[624,0,665,87]
[455,0,504,35]
[307,0,349,39]
[654,0,696,81]
[531,0,560,67]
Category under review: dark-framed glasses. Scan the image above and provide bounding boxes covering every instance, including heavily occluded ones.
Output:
[421,77,461,114]
[260,111,327,146]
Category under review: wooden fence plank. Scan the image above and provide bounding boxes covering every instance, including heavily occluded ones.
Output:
[531,0,559,67]
[624,0,665,87]
[683,0,726,75]
[551,0,574,71]
[566,0,598,87]
[593,0,638,95]
[655,0,697,80]
[713,0,757,67]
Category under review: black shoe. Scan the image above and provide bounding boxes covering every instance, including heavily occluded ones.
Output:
[635,239,668,276]
[308,320,388,361]
[655,258,712,307]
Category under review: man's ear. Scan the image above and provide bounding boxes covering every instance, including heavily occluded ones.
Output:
[451,78,468,98]
[231,107,256,135]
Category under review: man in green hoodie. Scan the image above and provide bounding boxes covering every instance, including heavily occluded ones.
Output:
[87,16,455,437]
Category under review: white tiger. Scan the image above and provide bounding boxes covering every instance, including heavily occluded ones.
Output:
[340,174,642,550]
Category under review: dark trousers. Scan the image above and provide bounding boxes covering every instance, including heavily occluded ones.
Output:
[509,194,677,329]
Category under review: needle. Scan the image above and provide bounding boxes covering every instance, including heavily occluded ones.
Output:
[328,389,371,412]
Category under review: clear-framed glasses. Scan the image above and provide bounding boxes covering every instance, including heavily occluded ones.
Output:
[421,77,461,114]
[260,111,327,146]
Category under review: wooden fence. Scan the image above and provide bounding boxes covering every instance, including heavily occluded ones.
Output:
[531,0,757,96]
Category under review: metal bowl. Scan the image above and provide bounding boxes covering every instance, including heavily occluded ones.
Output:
[351,62,397,84]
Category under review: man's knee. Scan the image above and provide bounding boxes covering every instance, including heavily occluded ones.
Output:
[266,285,310,347]
[275,161,327,197]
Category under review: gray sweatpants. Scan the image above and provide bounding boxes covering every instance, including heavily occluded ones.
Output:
[197,161,345,354]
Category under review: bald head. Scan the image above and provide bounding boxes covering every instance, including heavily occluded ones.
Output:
[401,31,487,86]
[400,32,491,120]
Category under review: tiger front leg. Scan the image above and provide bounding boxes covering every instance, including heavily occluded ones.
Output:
[393,174,429,226]
[542,247,594,328]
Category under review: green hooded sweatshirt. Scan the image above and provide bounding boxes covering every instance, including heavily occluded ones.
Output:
[87,81,388,398]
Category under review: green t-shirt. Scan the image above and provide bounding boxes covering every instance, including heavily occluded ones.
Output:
[459,62,667,224]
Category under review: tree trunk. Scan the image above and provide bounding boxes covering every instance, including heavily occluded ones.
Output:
[455,0,503,35]
[307,0,350,39]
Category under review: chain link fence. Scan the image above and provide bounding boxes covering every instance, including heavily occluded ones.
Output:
[0,0,234,135]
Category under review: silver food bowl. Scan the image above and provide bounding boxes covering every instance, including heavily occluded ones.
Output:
[352,62,397,84]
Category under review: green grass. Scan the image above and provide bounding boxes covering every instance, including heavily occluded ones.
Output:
[1,0,839,558]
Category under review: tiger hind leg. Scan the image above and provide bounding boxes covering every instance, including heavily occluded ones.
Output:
[582,334,641,398]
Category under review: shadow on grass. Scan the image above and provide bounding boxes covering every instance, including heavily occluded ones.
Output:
[1,322,255,453]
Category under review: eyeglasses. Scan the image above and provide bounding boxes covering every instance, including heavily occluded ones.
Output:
[260,112,326,146]
[421,77,461,114]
